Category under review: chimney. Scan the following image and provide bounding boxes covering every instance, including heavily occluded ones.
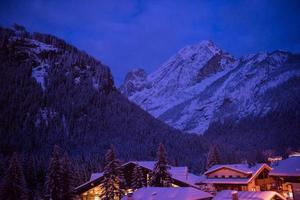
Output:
[232,191,238,200]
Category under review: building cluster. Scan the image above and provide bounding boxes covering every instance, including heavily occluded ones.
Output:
[73,155,300,200]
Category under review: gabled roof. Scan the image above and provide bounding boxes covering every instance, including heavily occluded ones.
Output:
[74,160,202,194]
[90,172,103,181]
[269,156,300,177]
[199,163,272,185]
[121,187,213,200]
[213,190,285,200]
[122,161,200,187]
[205,163,266,175]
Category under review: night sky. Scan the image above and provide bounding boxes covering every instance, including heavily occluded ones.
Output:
[1,0,300,85]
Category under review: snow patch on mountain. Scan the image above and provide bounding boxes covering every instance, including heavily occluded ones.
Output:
[32,64,49,90]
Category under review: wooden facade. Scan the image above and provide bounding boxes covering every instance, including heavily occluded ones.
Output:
[269,156,300,199]
[199,164,276,193]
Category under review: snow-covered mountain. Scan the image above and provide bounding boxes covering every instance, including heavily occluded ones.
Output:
[120,41,300,134]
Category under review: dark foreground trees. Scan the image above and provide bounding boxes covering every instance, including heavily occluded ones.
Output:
[101,146,124,200]
[45,145,74,200]
[0,152,28,200]
[206,145,221,170]
[150,143,172,187]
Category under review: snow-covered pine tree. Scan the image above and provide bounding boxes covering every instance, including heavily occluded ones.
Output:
[46,145,62,200]
[131,164,146,190]
[100,146,124,200]
[206,145,221,170]
[0,152,28,200]
[61,152,74,200]
[150,143,172,187]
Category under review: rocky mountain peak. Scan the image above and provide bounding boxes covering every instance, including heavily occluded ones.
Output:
[120,40,300,134]
[119,68,150,96]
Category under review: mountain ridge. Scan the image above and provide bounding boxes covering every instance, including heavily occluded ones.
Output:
[120,41,300,134]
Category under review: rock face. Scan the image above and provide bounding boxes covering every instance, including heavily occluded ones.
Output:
[121,41,300,134]
[119,68,150,96]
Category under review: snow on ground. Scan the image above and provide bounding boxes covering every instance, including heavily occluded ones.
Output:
[213,190,285,200]
[121,187,213,200]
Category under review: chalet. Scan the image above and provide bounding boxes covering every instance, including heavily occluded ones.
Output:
[121,187,213,200]
[213,190,285,200]
[197,163,275,192]
[74,161,202,200]
[269,155,300,199]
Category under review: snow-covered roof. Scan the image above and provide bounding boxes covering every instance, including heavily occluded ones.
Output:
[269,156,300,177]
[125,161,156,170]
[213,190,285,200]
[199,164,271,185]
[205,163,265,175]
[90,173,103,181]
[82,161,201,188]
[121,187,213,200]
[124,161,201,187]
[201,178,250,184]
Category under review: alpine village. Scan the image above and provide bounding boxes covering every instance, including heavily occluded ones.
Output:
[1,1,300,200]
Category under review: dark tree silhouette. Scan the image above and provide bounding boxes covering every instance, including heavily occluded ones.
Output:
[150,143,172,187]
[206,145,221,170]
[101,146,124,200]
[61,152,74,200]
[45,145,62,200]
[0,152,28,200]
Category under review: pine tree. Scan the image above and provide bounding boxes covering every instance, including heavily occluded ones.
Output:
[46,145,62,200]
[24,156,37,200]
[150,143,172,187]
[131,164,146,190]
[206,145,221,170]
[100,146,124,200]
[0,152,28,200]
[61,152,74,200]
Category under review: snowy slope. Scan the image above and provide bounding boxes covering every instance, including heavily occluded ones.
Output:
[120,41,300,134]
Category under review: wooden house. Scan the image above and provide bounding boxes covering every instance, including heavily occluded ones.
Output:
[269,156,300,199]
[74,161,202,200]
[197,163,275,192]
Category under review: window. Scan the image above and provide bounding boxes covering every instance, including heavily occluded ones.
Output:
[237,175,241,178]
[214,175,218,178]
[222,175,225,178]
[229,175,233,178]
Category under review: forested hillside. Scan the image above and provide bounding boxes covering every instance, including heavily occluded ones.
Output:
[0,25,207,196]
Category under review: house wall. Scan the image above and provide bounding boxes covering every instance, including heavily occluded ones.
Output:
[214,184,248,191]
[207,168,248,178]
[80,185,103,200]
[247,179,259,191]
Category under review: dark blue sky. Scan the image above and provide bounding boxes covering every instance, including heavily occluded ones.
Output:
[1,0,300,85]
